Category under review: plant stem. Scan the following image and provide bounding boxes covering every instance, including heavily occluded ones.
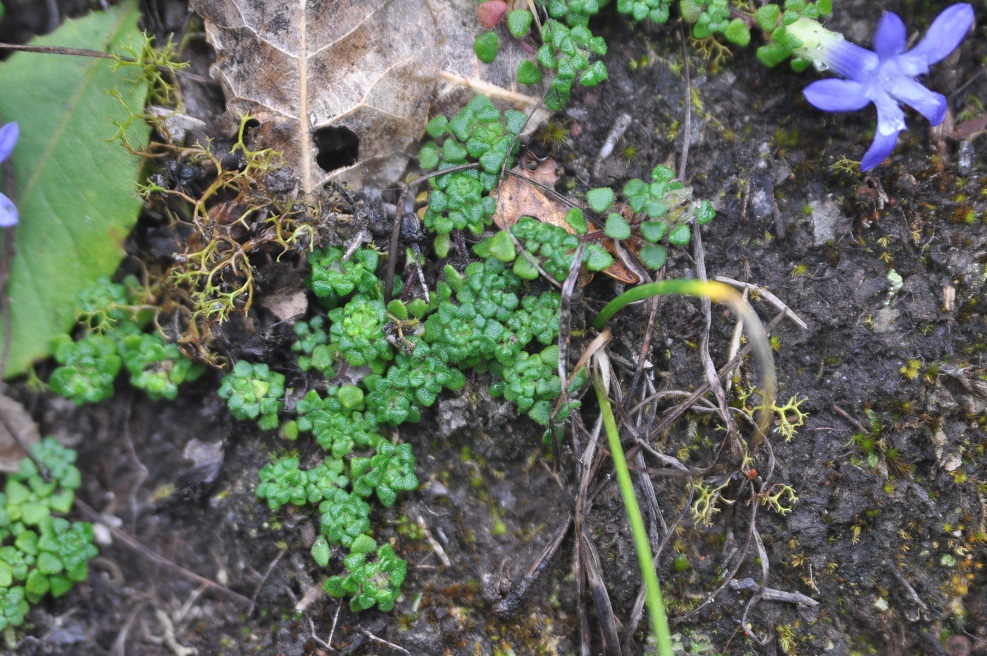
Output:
[594,373,673,656]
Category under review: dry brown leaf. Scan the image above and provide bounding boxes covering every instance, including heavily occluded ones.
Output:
[190,0,444,192]
[191,0,548,192]
[0,396,40,473]
[491,159,640,284]
[492,158,564,230]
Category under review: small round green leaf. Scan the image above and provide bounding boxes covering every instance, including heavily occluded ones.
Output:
[517,59,543,85]
[604,213,631,240]
[755,4,780,31]
[311,536,331,568]
[668,224,691,246]
[513,255,539,280]
[425,116,448,137]
[387,300,408,321]
[489,230,517,263]
[639,244,667,270]
[407,298,429,318]
[351,534,377,554]
[650,165,675,183]
[565,207,587,234]
[724,19,751,46]
[474,31,500,63]
[696,200,715,225]
[338,385,365,409]
[584,244,613,271]
[507,9,533,37]
[640,220,667,243]
[579,60,608,87]
[586,187,615,213]
[434,233,452,258]
[418,144,439,170]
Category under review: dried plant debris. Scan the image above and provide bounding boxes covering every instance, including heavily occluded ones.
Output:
[190,0,444,191]
[190,0,547,191]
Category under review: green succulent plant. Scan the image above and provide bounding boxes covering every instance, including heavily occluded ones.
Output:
[0,439,97,632]
[323,535,408,612]
[218,360,286,430]
[351,442,419,508]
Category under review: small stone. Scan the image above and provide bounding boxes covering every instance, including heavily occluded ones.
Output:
[809,196,846,246]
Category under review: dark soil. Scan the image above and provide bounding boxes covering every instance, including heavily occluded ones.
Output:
[4,1,987,655]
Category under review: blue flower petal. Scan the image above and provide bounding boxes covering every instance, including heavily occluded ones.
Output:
[821,40,879,82]
[0,192,17,227]
[873,11,907,59]
[803,79,871,112]
[0,123,18,163]
[906,3,974,66]
[889,78,948,125]
[874,92,906,135]
[860,128,900,171]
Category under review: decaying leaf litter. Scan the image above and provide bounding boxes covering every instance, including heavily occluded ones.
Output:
[3,0,987,654]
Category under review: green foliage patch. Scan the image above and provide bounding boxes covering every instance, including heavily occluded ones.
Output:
[49,278,203,404]
[0,2,150,377]
[0,439,97,632]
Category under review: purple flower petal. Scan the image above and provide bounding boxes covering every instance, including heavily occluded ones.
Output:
[821,40,879,82]
[874,92,907,135]
[0,123,18,163]
[0,192,17,227]
[873,11,907,59]
[803,79,870,112]
[906,3,974,66]
[889,78,948,125]
[860,127,900,171]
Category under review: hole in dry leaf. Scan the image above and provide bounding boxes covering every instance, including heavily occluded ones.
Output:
[314,126,360,172]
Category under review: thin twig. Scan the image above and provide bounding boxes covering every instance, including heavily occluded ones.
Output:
[0,42,124,61]
[492,513,573,615]
[693,202,737,447]
[359,628,412,655]
[678,28,692,181]
[248,547,286,616]
[831,403,869,434]
[712,276,808,329]
[74,499,254,607]
[416,514,452,568]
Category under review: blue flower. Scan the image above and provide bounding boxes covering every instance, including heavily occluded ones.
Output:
[790,4,975,171]
[0,122,19,227]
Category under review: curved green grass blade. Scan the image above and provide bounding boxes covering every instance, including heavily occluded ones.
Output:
[0,2,149,377]
[592,278,776,438]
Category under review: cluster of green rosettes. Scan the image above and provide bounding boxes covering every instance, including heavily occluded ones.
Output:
[0,439,97,632]
[217,361,285,431]
[220,237,593,610]
[49,277,203,404]
[418,95,526,255]
[246,385,418,610]
[474,0,834,113]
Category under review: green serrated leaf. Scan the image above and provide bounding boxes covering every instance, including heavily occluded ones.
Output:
[586,187,614,213]
[311,536,331,568]
[584,244,612,271]
[639,244,667,270]
[565,207,587,234]
[0,2,150,377]
[489,230,517,263]
[507,10,533,38]
[668,224,691,246]
[604,213,630,240]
